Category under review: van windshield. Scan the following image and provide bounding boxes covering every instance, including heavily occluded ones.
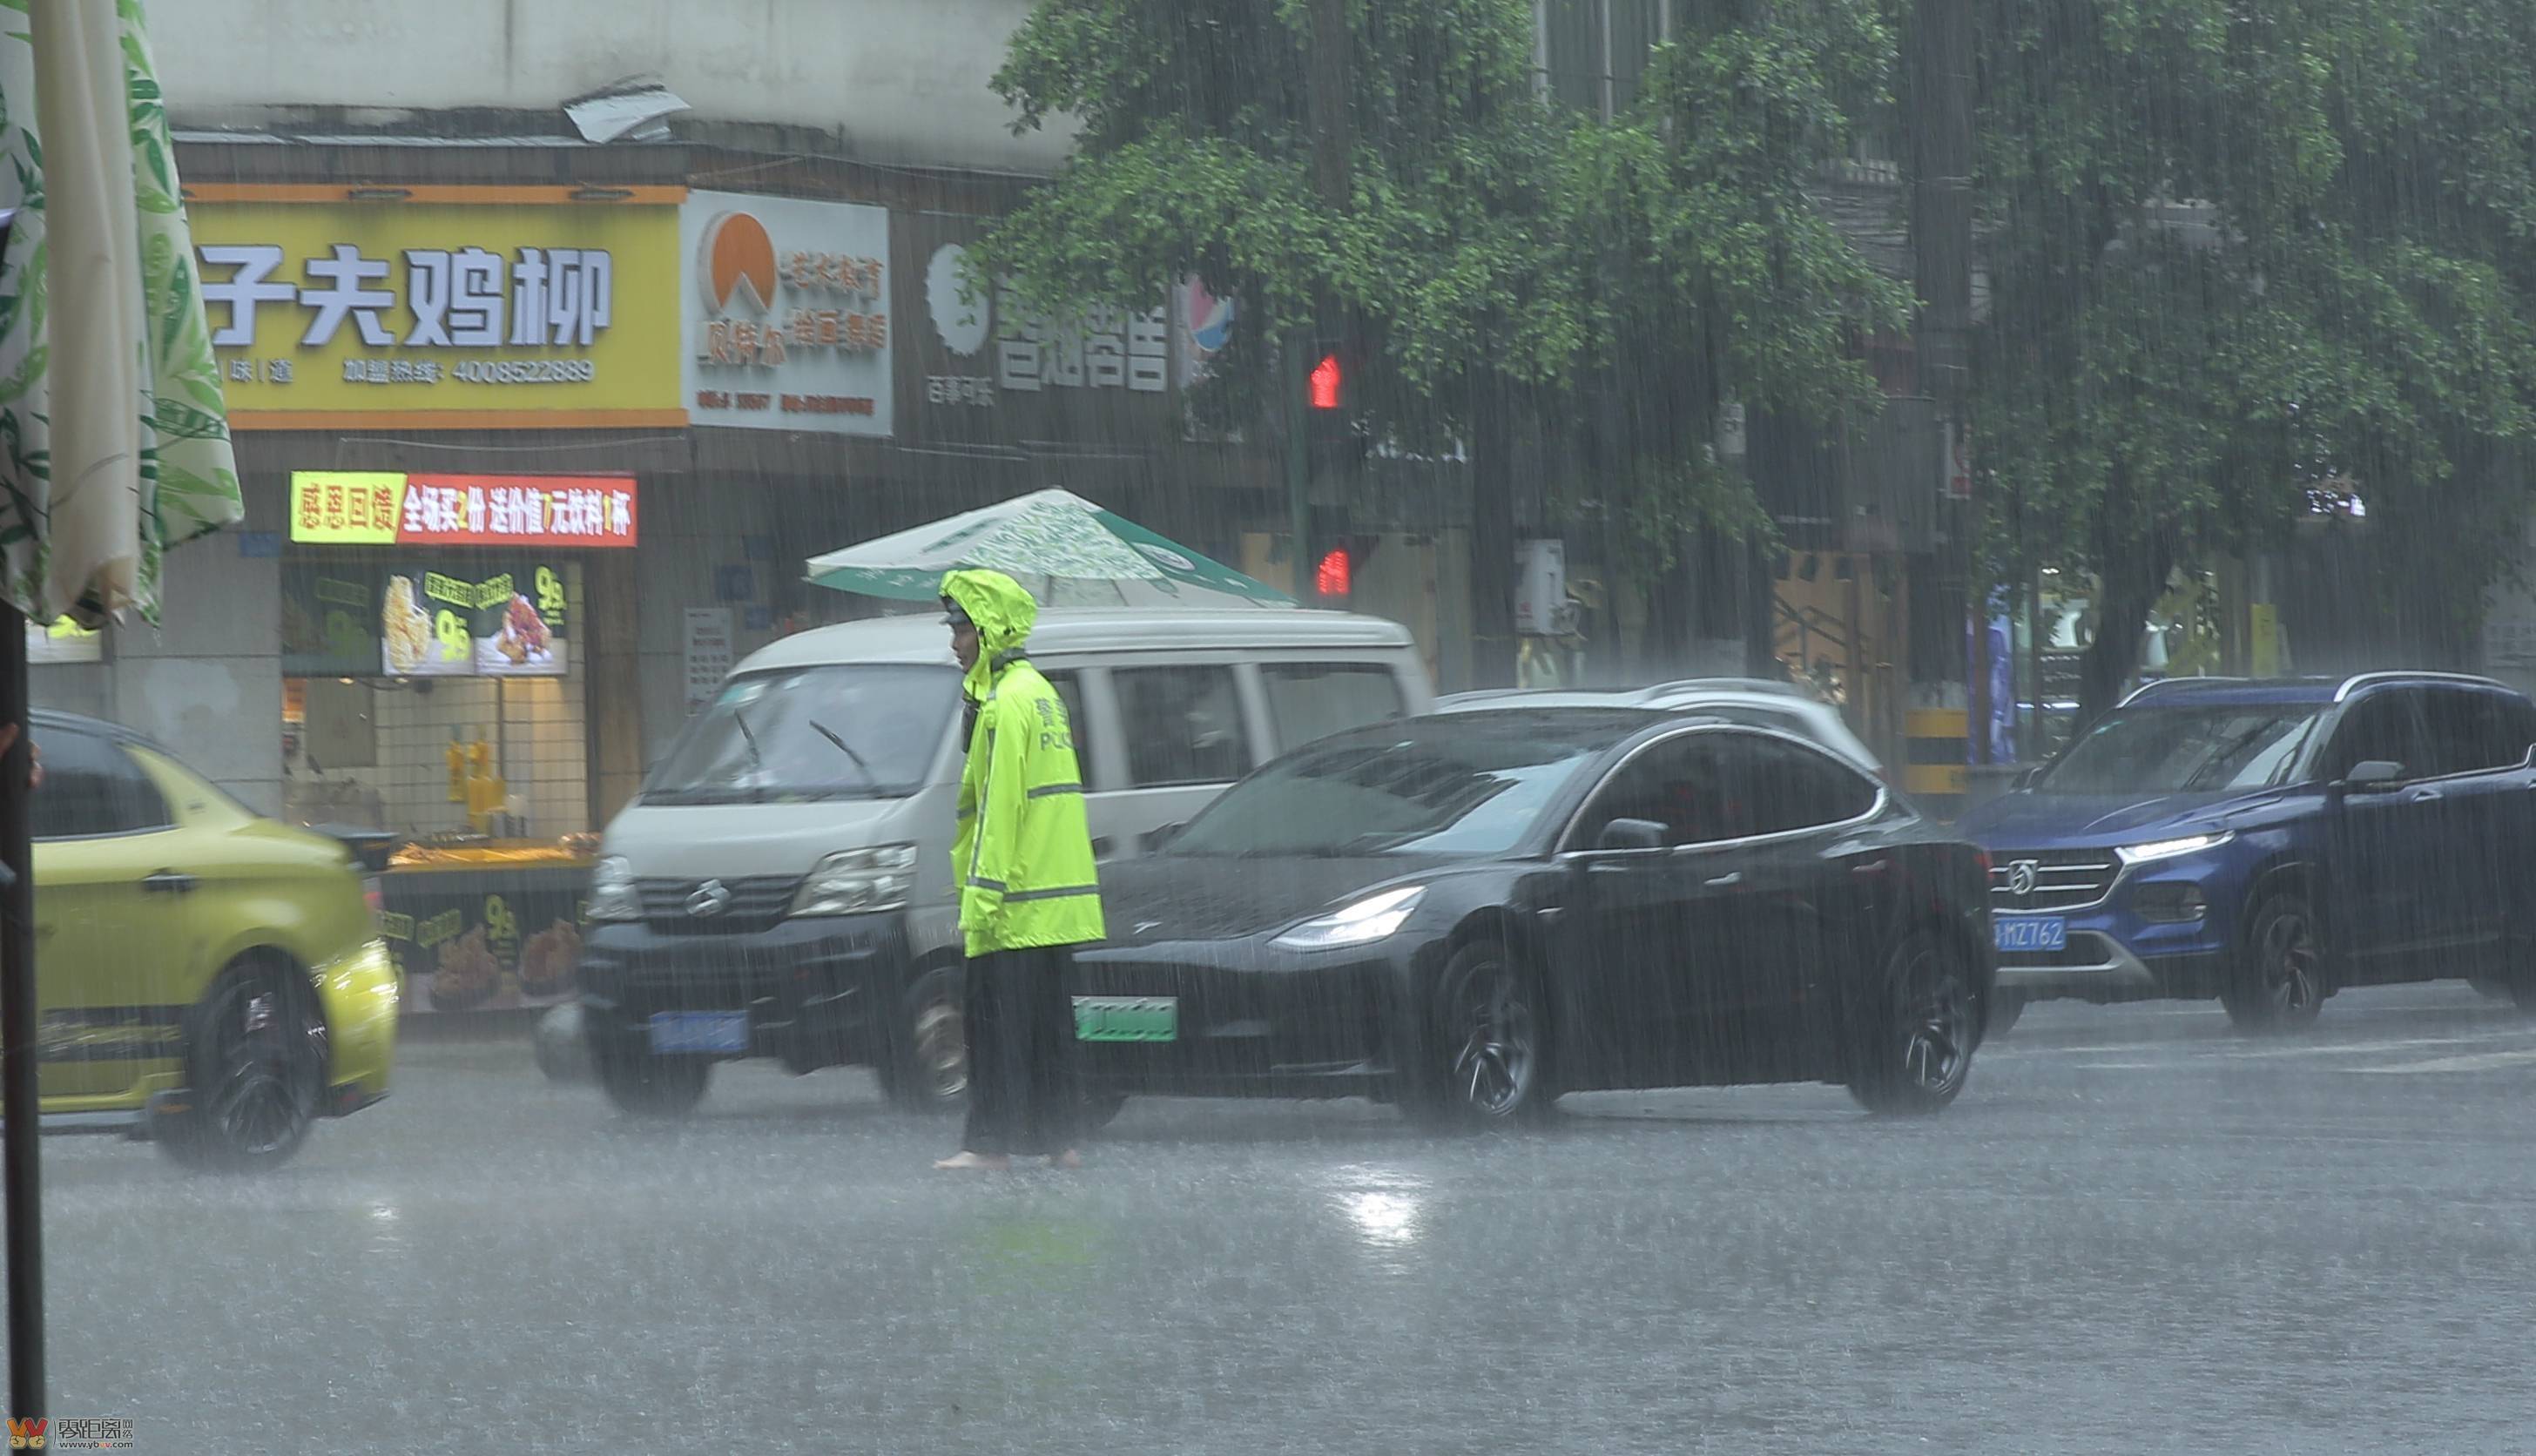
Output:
[644,665,959,805]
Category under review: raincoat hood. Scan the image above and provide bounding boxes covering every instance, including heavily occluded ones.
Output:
[941,568,1039,701]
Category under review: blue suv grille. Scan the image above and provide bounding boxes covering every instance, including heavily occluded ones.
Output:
[1989,850,2119,911]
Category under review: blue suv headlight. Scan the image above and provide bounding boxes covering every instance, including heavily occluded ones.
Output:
[2115,832,2234,866]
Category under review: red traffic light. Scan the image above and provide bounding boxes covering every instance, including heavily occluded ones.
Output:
[1314,547,1352,597]
[1309,353,1344,410]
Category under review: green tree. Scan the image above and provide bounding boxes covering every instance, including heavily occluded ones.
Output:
[1549,0,1910,645]
[976,0,1905,683]
[978,0,1580,683]
[1967,0,2536,720]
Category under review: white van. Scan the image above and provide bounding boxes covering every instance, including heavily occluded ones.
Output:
[576,607,1432,1116]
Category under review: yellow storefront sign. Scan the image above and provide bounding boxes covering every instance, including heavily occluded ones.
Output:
[190,185,685,429]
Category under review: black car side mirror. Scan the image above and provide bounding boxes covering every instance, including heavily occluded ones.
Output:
[1146,821,1186,853]
[1598,818,1667,852]
[2342,760,2406,791]
[2014,765,2043,791]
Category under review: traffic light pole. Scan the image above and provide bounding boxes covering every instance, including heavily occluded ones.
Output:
[1286,335,1313,603]
[1296,0,1349,607]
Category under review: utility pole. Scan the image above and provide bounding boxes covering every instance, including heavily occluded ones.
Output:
[1909,0,1979,759]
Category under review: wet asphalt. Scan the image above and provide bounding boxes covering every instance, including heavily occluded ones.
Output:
[23,982,2536,1455]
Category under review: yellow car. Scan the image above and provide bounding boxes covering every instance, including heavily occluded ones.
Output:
[30,711,398,1170]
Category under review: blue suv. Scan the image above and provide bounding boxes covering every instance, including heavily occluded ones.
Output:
[1957,672,2536,1033]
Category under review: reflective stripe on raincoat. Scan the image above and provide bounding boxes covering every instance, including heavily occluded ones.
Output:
[944,569,1106,955]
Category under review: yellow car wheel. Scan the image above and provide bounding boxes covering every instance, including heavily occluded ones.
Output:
[159,957,327,1173]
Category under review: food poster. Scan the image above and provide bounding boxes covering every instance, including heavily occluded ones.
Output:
[282,563,386,677]
[474,562,570,676]
[379,866,589,1012]
[381,561,570,678]
[381,570,478,677]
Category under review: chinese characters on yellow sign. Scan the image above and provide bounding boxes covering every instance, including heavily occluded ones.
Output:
[192,194,683,428]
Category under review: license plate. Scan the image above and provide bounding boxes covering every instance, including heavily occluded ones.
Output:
[1074,995,1177,1043]
[1995,917,2067,954]
[649,1011,749,1055]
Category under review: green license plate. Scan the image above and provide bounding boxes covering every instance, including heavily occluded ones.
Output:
[1074,995,1177,1042]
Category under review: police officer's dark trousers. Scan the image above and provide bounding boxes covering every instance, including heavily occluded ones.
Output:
[961,947,1082,1157]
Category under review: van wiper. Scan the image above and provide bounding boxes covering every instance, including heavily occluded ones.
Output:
[730,707,772,803]
[808,719,878,786]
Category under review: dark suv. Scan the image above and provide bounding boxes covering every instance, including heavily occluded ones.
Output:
[1956,672,2536,1033]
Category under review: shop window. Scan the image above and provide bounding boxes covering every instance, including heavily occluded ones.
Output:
[1115,666,1251,788]
[1262,664,1406,753]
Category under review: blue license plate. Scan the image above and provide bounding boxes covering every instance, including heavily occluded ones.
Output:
[1995,917,2067,954]
[649,1011,749,1055]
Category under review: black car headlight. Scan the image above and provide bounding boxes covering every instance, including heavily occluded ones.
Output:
[1271,886,1426,951]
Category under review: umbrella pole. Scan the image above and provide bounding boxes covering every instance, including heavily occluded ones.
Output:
[0,603,39,1424]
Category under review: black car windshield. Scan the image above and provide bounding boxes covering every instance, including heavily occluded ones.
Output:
[644,664,957,804]
[1168,711,1640,859]
[2039,702,2324,795]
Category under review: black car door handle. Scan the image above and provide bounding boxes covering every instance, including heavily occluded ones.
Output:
[2403,787,2443,803]
[140,871,199,894]
[1705,871,1744,888]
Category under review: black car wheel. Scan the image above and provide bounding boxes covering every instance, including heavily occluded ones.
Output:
[2222,893,2325,1035]
[880,966,969,1113]
[159,959,327,1173]
[589,1031,712,1116]
[1413,941,1548,1130]
[1848,934,1977,1116]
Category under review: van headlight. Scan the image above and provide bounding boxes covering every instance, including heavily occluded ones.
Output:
[588,856,643,921]
[792,846,919,917]
[1271,886,1426,951]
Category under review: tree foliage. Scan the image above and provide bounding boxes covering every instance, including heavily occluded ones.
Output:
[1550,0,1909,593]
[1968,0,2536,717]
[976,0,1905,610]
[977,0,1577,451]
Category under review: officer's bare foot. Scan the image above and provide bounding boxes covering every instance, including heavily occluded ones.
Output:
[934,1151,1010,1171]
[1048,1149,1083,1170]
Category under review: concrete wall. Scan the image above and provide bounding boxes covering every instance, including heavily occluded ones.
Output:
[156,0,1070,173]
[30,502,289,817]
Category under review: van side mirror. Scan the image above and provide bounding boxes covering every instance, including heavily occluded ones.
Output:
[2343,760,2405,790]
[1597,818,1667,852]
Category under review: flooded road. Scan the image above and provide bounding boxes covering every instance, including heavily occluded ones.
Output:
[31,985,2536,1455]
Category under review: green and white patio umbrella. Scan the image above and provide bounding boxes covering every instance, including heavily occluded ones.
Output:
[806,488,1292,609]
[0,0,243,1424]
[0,0,241,630]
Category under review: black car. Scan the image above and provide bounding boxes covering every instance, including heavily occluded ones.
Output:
[1073,708,1998,1127]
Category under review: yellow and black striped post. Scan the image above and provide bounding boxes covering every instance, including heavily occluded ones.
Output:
[1903,708,1970,819]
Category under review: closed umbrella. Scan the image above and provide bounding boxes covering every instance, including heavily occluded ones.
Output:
[0,0,244,1421]
[806,488,1292,609]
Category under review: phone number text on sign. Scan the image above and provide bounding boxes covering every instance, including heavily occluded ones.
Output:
[327,358,599,386]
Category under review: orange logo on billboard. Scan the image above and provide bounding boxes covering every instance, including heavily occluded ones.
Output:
[7,1416,44,1449]
[698,211,777,313]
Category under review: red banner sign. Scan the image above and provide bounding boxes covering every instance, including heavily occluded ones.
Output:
[291,471,638,548]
